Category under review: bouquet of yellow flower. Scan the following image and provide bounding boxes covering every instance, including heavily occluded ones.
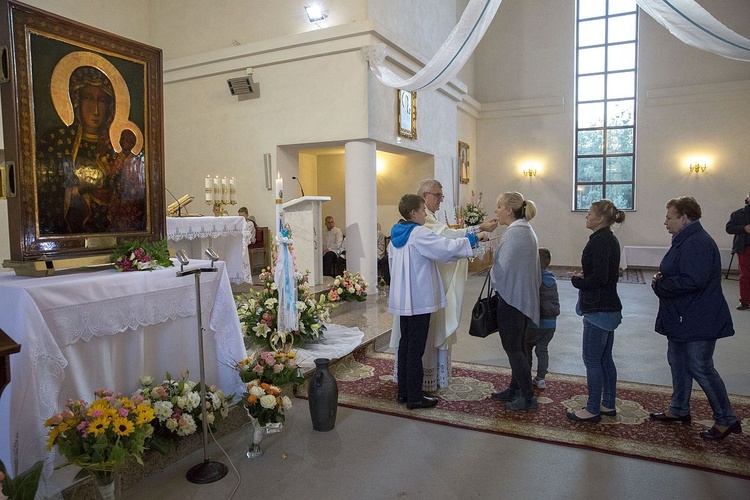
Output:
[327,270,368,302]
[460,191,487,227]
[236,350,304,388]
[132,372,233,452]
[235,268,332,350]
[242,379,292,426]
[44,389,155,483]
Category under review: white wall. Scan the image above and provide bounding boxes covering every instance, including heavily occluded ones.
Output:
[473,0,750,266]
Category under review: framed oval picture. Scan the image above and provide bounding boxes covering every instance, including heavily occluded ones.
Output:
[397,89,417,139]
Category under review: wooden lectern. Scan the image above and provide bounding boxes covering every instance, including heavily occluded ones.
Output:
[282,196,331,285]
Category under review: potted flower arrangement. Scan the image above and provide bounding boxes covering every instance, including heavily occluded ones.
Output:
[459,191,487,227]
[110,238,173,272]
[327,270,368,302]
[235,268,332,350]
[132,372,233,453]
[44,389,156,498]
[235,350,304,388]
[242,379,292,458]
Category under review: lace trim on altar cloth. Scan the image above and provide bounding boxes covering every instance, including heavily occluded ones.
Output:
[167,219,246,241]
[43,281,217,347]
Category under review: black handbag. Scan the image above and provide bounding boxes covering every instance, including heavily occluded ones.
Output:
[469,271,499,338]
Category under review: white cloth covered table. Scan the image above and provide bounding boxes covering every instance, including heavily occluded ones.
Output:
[0,260,246,482]
[166,216,252,284]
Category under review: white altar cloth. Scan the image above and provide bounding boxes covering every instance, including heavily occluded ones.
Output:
[0,260,246,479]
[166,216,252,284]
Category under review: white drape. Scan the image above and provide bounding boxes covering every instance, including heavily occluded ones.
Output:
[363,0,504,91]
[636,0,750,62]
[363,0,747,94]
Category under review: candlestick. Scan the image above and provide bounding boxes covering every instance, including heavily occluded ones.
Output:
[229,177,236,204]
[205,176,212,203]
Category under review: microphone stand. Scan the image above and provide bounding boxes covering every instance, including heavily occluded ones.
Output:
[292,176,305,197]
[176,251,228,484]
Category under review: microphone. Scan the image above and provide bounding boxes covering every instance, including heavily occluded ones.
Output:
[166,186,184,217]
[292,176,305,197]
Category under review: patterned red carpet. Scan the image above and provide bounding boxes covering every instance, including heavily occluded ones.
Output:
[298,344,749,478]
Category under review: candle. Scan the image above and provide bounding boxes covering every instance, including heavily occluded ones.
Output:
[213,176,220,200]
[205,175,212,203]
[229,177,236,204]
[275,173,283,233]
[275,174,283,200]
[221,177,228,203]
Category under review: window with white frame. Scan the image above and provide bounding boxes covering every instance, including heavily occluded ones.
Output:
[574,0,638,210]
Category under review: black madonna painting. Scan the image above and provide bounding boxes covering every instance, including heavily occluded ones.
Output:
[0,0,164,262]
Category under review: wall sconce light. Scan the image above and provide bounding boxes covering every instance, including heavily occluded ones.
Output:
[520,161,541,178]
[522,167,537,177]
[305,4,328,22]
[689,162,707,173]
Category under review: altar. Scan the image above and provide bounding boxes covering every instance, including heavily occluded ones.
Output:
[0,260,246,480]
[166,216,252,284]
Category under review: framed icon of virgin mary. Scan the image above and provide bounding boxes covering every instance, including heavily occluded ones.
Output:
[0,0,165,264]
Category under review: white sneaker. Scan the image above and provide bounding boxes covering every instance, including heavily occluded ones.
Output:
[533,378,546,389]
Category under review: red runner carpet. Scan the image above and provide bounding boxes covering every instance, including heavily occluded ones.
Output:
[297,343,750,478]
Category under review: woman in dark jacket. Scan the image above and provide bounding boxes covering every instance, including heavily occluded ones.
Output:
[650,197,741,440]
[568,199,625,423]
[725,192,750,310]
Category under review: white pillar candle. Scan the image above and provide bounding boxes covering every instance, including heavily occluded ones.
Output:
[213,176,220,200]
[229,177,236,204]
[221,177,228,203]
[205,175,212,203]
[275,173,283,233]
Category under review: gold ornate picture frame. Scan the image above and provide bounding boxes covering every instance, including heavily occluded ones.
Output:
[0,0,165,263]
[397,89,417,139]
[458,141,470,184]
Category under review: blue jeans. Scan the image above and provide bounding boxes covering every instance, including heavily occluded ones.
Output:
[581,318,617,414]
[524,328,555,379]
[667,339,737,426]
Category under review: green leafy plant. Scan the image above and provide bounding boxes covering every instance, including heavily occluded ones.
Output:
[0,460,43,500]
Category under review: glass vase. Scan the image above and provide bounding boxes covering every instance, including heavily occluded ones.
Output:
[92,470,121,500]
[245,413,283,459]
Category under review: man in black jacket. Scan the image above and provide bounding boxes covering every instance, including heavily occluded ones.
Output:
[726,192,750,310]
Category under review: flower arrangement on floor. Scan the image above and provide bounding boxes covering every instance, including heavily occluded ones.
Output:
[327,270,368,302]
[44,389,155,484]
[132,372,233,452]
[235,350,304,388]
[458,191,488,227]
[110,238,173,272]
[235,267,332,350]
[242,379,293,427]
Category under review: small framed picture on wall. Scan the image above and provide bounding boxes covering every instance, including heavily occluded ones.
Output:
[458,141,470,184]
[397,89,417,139]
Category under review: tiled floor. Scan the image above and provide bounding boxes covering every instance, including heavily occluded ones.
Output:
[121,273,749,499]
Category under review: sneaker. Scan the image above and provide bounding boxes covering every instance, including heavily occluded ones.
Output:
[505,396,538,412]
[737,302,749,310]
[491,388,518,401]
[533,378,547,389]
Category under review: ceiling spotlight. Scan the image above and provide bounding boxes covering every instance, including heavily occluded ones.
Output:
[305,4,328,22]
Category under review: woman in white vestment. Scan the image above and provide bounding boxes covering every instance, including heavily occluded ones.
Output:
[390,179,497,391]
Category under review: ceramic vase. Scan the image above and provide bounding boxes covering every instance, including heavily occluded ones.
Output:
[308,358,338,431]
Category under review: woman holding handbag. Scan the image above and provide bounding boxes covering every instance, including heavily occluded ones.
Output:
[489,192,541,412]
[567,199,625,423]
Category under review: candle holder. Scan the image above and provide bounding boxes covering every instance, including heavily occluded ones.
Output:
[210,200,236,216]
